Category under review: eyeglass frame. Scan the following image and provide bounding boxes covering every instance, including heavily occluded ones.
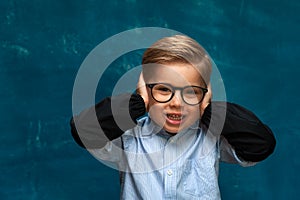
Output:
[146,83,208,106]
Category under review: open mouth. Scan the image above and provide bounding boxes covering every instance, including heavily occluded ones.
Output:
[167,114,183,121]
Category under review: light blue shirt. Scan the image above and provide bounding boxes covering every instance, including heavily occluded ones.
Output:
[91,116,255,200]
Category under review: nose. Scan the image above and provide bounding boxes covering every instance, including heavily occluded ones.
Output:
[169,90,183,107]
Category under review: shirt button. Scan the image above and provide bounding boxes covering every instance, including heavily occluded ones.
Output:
[167,169,173,176]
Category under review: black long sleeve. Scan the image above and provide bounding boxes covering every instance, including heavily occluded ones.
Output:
[201,102,276,162]
[70,93,145,148]
[70,94,276,162]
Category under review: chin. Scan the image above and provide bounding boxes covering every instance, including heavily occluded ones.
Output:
[164,126,181,134]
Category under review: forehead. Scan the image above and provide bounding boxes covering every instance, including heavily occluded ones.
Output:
[143,63,205,86]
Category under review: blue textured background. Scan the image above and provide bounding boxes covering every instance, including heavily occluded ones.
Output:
[1,0,299,199]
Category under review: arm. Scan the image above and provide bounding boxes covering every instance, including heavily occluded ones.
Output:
[71,73,275,161]
[201,102,276,162]
[70,93,145,149]
[71,95,275,162]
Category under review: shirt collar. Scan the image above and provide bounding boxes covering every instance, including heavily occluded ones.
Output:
[137,116,201,140]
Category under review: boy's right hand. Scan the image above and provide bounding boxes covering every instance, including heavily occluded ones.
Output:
[136,73,149,111]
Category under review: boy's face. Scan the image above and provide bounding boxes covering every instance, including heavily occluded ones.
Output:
[145,63,206,134]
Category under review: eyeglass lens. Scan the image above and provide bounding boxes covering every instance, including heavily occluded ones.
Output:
[151,84,205,105]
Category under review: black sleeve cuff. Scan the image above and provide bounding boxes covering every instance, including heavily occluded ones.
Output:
[129,93,146,121]
[96,93,146,141]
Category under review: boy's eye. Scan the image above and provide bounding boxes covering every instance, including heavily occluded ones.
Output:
[154,85,172,93]
[183,87,202,97]
[185,88,197,94]
[159,87,171,92]
[185,89,196,94]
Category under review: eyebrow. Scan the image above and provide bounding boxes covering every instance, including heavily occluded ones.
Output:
[147,82,207,89]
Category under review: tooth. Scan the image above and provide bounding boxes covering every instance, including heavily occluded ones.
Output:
[168,114,182,120]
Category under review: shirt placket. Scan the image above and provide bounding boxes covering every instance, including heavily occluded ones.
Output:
[163,138,177,199]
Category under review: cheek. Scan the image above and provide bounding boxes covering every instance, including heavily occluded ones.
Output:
[148,104,166,127]
[149,102,164,114]
[148,98,158,112]
[186,106,201,122]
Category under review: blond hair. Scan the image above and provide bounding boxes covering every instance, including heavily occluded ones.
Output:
[142,35,212,85]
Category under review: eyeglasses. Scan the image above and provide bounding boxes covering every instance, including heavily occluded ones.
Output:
[146,83,208,105]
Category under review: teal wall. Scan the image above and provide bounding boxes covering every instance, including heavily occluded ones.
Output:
[1,0,299,199]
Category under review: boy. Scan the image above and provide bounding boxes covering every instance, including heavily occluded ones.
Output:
[71,35,275,199]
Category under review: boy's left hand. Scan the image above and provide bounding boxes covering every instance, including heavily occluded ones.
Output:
[200,83,212,117]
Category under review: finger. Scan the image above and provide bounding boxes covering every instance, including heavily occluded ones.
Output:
[200,83,212,116]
